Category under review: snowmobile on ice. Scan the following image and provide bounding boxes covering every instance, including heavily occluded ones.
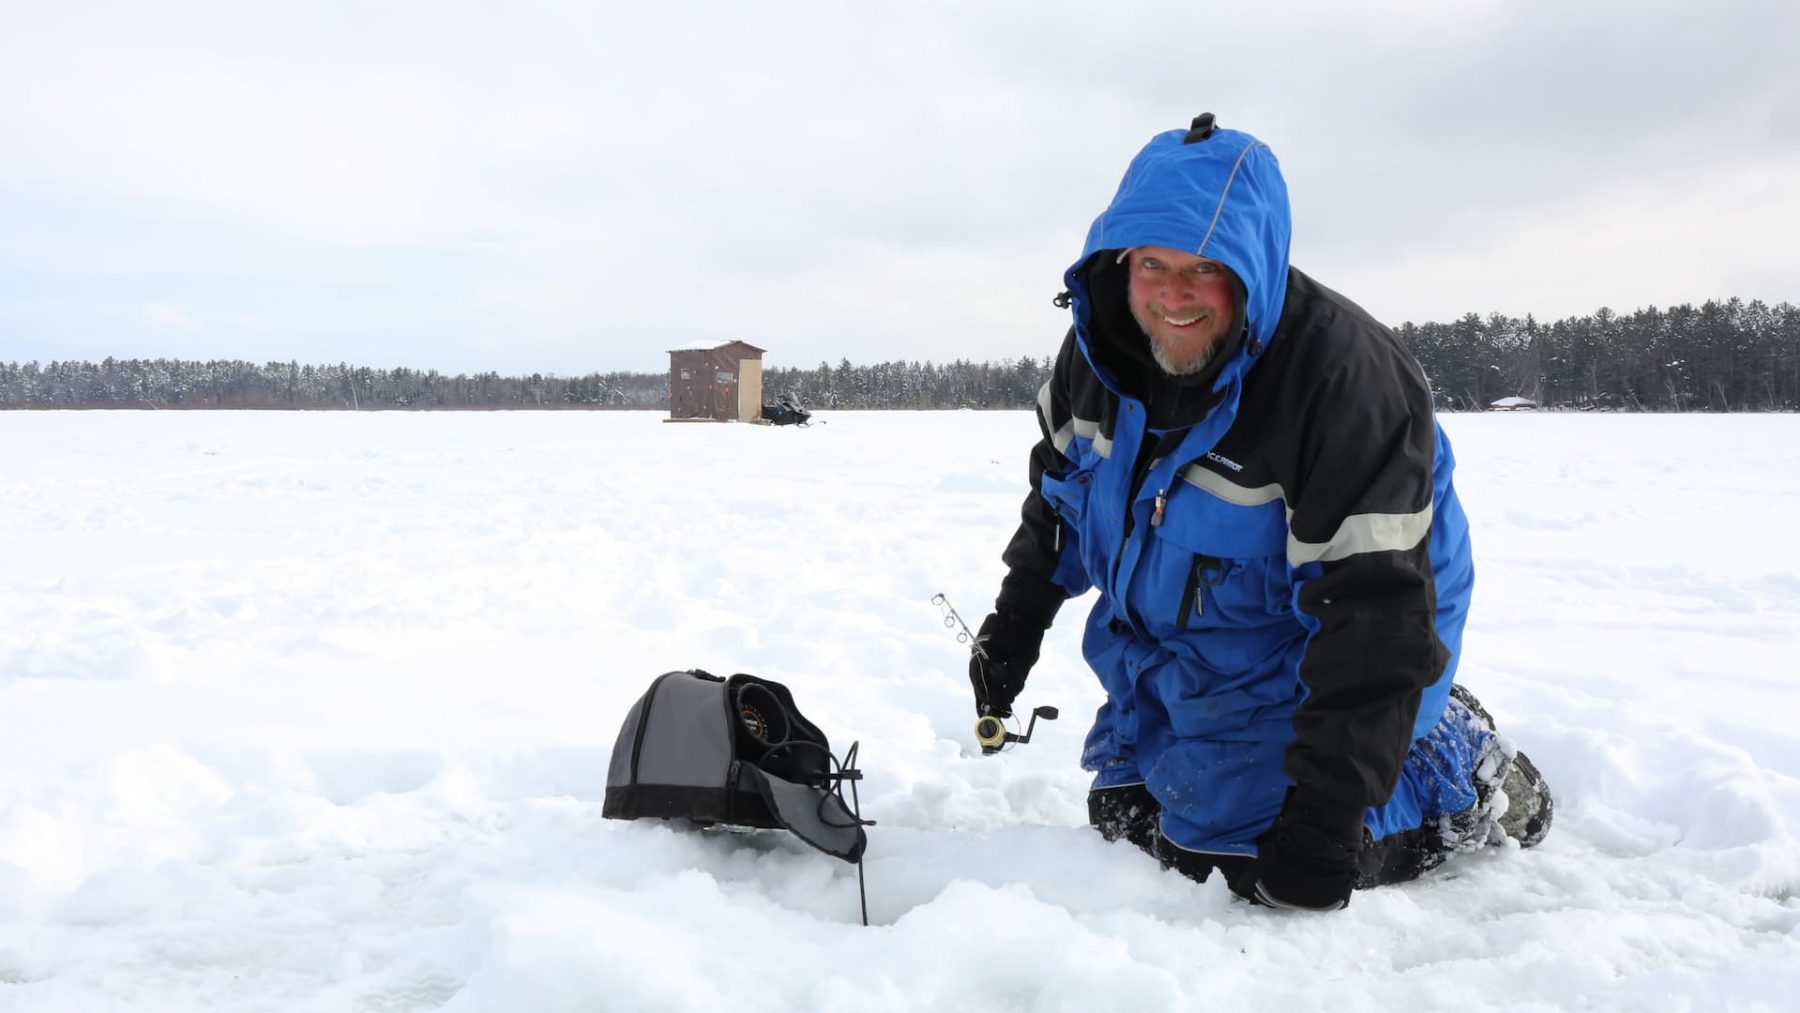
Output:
[761,393,813,426]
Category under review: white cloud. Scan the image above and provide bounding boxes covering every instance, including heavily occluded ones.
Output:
[143,303,194,331]
[2,1,1795,372]
[1321,154,1800,325]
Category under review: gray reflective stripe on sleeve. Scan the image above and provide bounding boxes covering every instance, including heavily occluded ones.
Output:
[1287,504,1433,565]
[1179,463,1432,565]
[1044,388,1113,460]
[1075,419,1112,458]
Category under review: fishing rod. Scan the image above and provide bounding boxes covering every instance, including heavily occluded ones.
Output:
[932,593,1059,755]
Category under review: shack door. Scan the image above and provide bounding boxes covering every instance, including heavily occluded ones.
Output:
[739,360,763,421]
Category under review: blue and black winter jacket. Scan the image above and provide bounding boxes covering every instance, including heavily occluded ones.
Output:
[998,122,1477,854]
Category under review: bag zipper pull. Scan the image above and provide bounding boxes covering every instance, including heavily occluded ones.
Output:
[1151,488,1167,527]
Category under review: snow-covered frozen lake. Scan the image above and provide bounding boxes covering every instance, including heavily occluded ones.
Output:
[3,409,1798,1010]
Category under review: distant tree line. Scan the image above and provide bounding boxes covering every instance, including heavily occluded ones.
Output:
[0,359,669,409]
[1404,299,1800,411]
[762,357,1054,409]
[4,298,1797,411]
[0,355,1054,410]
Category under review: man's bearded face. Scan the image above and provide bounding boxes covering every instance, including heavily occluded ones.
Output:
[1125,246,1236,376]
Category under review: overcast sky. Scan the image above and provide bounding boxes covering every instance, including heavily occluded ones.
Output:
[3,1,1795,375]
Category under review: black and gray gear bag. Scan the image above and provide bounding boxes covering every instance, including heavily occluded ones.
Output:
[602,670,870,864]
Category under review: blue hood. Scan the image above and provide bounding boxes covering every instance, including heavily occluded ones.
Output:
[1066,123,1293,357]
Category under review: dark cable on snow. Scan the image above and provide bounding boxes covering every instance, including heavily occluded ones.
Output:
[754,737,874,927]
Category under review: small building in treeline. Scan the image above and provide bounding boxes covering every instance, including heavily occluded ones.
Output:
[1489,395,1541,411]
[667,341,765,422]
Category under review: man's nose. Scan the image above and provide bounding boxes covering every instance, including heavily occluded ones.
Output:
[1160,275,1202,302]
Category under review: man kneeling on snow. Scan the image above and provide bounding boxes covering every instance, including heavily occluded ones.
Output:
[970,114,1552,911]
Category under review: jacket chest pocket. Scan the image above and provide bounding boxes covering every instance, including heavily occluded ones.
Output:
[1176,554,1233,628]
[1038,467,1092,525]
[1166,551,1287,630]
[1038,465,1109,584]
[1144,492,1292,632]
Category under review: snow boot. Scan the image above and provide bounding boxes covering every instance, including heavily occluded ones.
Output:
[1088,783,1161,856]
[1451,683,1553,849]
[1496,748,1554,848]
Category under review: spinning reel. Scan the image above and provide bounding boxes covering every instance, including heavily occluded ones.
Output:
[974,705,1060,756]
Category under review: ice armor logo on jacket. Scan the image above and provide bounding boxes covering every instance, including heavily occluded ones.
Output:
[1206,451,1244,472]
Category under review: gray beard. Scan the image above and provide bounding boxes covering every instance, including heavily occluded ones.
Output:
[1151,341,1215,377]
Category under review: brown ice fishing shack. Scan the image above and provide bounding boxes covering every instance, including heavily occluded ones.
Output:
[666,341,766,422]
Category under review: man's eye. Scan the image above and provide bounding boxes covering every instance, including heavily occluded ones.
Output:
[1193,263,1220,275]
[1139,259,1163,271]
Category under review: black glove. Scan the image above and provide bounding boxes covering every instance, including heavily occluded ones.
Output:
[1228,785,1366,911]
[969,609,1044,718]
